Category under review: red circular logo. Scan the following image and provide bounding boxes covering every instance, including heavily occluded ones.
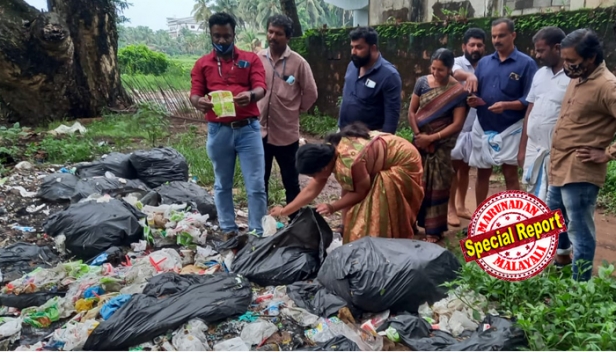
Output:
[460,191,566,281]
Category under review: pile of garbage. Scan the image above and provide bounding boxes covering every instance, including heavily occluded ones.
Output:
[0,148,528,351]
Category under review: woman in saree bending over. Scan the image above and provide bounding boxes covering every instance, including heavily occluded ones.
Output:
[408,48,468,243]
[269,122,424,244]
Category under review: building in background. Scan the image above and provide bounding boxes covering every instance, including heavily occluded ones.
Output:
[324,0,369,26]
[166,17,205,38]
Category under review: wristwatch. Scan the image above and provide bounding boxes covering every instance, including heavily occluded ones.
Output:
[250,91,255,102]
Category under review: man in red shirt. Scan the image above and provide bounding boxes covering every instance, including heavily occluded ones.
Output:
[190,12,268,237]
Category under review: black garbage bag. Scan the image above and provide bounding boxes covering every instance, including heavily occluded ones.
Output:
[0,291,66,310]
[83,273,252,350]
[75,152,137,179]
[304,336,359,351]
[43,199,144,260]
[0,243,59,283]
[317,237,461,313]
[36,173,80,202]
[287,281,353,318]
[142,272,208,297]
[377,314,526,351]
[129,147,189,188]
[155,181,217,219]
[231,207,333,286]
[71,177,150,203]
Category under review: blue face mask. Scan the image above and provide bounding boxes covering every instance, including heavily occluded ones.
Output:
[213,42,234,55]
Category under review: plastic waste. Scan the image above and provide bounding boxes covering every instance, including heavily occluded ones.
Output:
[286,281,352,318]
[71,176,149,203]
[240,319,278,346]
[232,207,333,286]
[100,294,132,320]
[36,173,80,202]
[51,319,99,351]
[75,152,138,179]
[261,215,278,237]
[129,147,189,188]
[83,273,252,350]
[213,337,250,351]
[155,181,217,219]
[304,335,359,351]
[0,242,59,283]
[172,319,211,351]
[43,199,144,260]
[317,237,461,313]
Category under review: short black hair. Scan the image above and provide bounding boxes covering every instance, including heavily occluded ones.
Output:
[463,28,486,44]
[267,14,294,38]
[431,48,455,69]
[349,26,378,47]
[492,18,515,33]
[532,26,566,46]
[561,28,604,65]
[208,12,237,32]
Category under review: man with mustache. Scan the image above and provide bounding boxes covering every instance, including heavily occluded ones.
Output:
[468,18,537,206]
[548,29,616,281]
[518,26,569,203]
[338,26,402,134]
[448,28,486,227]
[257,14,318,220]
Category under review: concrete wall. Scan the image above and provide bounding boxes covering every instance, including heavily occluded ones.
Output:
[368,0,615,23]
[294,9,616,118]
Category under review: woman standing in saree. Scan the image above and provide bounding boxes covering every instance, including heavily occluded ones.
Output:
[269,123,424,244]
[408,48,468,243]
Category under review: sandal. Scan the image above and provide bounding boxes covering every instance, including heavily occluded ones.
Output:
[424,234,443,243]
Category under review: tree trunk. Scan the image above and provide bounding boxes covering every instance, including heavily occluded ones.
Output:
[279,0,303,37]
[0,0,131,125]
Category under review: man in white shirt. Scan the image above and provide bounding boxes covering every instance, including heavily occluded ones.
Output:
[448,28,486,227]
[517,26,570,201]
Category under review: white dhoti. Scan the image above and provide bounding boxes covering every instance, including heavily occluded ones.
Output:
[521,118,557,202]
[468,118,523,169]
[451,108,477,163]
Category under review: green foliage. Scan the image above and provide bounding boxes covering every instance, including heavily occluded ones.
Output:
[291,7,616,55]
[0,123,29,164]
[396,127,414,143]
[300,109,338,137]
[446,262,616,351]
[28,135,111,164]
[118,44,170,76]
[131,102,171,147]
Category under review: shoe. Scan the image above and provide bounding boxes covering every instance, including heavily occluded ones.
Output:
[223,231,238,241]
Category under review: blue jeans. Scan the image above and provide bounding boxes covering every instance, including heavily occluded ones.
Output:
[206,119,267,235]
[546,182,599,281]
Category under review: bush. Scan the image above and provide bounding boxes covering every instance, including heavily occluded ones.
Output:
[118,44,170,76]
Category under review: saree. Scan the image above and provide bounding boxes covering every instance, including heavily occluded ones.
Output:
[415,81,468,235]
[334,131,424,244]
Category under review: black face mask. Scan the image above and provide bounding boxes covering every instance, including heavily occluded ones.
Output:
[563,62,587,78]
[351,53,371,68]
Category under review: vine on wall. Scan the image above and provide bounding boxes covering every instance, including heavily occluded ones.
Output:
[290,7,616,57]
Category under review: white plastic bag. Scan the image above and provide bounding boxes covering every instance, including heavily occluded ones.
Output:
[213,337,249,351]
[261,215,278,237]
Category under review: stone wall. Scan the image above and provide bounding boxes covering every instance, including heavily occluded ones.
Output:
[291,8,616,119]
[367,0,615,24]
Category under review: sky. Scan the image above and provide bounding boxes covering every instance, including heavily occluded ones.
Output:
[24,0,196,31]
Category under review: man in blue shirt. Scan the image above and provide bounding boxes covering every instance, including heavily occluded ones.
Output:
[468,18,538,205]
[338,27,402,133]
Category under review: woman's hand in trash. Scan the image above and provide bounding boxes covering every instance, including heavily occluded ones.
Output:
[270,206,286,217]
[316,203,334,216]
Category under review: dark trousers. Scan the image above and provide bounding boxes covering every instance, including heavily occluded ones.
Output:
[263,137,301,220]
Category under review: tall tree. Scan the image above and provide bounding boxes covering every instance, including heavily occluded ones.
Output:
[279,0,302,36]
[0,0,131,124]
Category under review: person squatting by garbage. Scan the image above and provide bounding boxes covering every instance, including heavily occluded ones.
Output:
[407,48,468,243]
[190,12,268,237]
[270,122,424,243]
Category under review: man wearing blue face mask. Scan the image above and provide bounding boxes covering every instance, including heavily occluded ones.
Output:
[190,12,268,239]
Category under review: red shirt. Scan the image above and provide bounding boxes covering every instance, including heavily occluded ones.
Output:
[190,47,267,123]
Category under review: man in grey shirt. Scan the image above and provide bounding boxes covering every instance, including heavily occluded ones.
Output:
[448,28,487,227]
